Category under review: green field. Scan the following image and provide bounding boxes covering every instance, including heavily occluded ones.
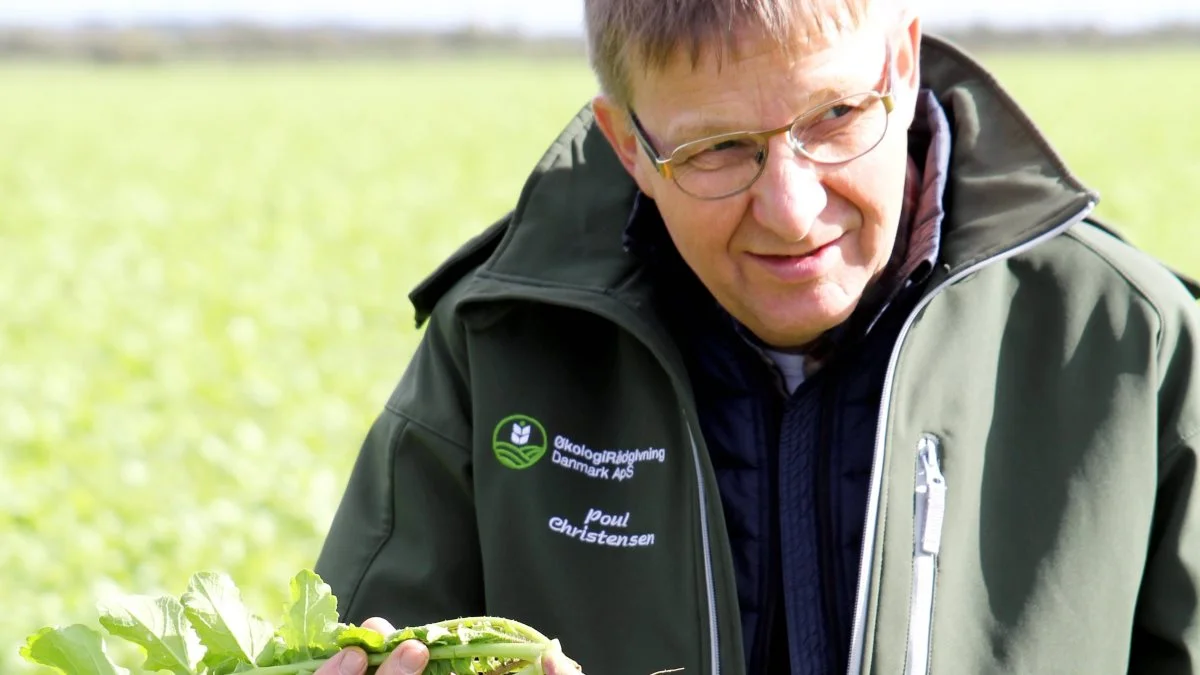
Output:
[3,48,1199,673]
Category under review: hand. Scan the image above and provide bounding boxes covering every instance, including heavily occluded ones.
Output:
[313,617,585,675]
[314,617,428,675]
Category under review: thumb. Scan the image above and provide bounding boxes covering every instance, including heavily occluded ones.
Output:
[541,639,583,675]
[313,647,367,675]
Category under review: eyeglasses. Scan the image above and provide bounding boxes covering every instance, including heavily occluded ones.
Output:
[627,43,897,200]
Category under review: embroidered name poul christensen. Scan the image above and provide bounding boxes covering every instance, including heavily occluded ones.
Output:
[550,434,666,482]
[548,508,656,548]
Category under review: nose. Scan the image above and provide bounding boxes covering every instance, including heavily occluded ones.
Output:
[747,134,827,243]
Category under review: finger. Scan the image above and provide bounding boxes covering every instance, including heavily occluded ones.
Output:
[541,639,583,675]
[362,616,397,635]
[313,647,368,675]
[376,639,430,675]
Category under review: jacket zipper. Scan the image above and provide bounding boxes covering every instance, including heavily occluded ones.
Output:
[904,434,946,675]
[844,201,1095,675]
[815,381,847,668]
[750,386,785,675]
[685,418,721,675]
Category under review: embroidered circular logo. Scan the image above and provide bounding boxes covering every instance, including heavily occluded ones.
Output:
[492,414,548,469]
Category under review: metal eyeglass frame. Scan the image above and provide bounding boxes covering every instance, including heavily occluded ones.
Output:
[625,41,898,200]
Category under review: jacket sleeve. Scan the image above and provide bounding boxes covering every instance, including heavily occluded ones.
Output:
[313,300,484,627]
[1130,291,1200,673]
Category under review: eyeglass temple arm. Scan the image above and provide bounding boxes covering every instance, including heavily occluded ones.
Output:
[626,110,674,179]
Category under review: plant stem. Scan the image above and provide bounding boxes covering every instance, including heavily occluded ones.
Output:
[426,644,548,663]
[241,643,549,674]
[428,617,551,644]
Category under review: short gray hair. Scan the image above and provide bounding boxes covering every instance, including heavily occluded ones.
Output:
[584,0,879,108]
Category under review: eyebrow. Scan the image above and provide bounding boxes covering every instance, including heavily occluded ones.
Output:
[664,85,846,147]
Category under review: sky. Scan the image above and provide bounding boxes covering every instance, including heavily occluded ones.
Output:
[0,0,1196,33]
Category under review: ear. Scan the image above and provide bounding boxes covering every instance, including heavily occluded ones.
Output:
[881,9,922,131]
[592,93,658,198]
[895,12,922,98]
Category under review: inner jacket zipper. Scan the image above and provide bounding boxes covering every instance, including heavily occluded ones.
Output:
[904,434,946,675]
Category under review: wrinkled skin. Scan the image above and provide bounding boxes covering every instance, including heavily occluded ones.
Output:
[593,13,923,349]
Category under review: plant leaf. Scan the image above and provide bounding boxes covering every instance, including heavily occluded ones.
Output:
[181,571,274,671]
[334,625,386,652]
[98,594,204,675]
[278,569,340,659]
[425,624,456,646]
[253,636,287,667]
[205,655,243,675]
[384,627,419,651]
[261,643,341,668]
[20,625,130,675]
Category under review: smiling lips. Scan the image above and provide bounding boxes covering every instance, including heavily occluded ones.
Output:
[747,234,845,283]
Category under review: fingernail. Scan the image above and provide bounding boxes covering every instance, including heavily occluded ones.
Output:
[397,646,426,675]
[339,649,366,675]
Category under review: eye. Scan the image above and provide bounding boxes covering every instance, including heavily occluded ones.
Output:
[821,104,857,121]
[705,138,754,153]
[684,137,760,171]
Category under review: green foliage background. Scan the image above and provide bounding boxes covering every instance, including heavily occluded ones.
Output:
[3,49,1198,673]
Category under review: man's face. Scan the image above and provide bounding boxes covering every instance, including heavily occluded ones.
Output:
[596,20,921,349]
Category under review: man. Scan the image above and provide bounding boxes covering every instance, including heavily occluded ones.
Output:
[314,0,1200,674]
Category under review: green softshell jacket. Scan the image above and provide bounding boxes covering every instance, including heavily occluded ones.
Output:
[315,36,1200,675]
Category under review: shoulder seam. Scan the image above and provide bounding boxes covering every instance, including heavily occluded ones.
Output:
[339,408,473,619]
[1059,226,1200,460]
[382,402,473,453]
[1062,226,1165,345]
[340,413,402,619]
[1081,216,1200,298]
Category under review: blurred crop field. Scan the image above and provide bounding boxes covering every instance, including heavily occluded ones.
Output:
[3,46,1200,673]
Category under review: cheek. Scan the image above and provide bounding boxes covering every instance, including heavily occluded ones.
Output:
[657,196,747,265]
[854,212,892,263]
[829,151,907,268]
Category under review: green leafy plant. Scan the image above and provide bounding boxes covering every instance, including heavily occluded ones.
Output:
[21,569,559,675]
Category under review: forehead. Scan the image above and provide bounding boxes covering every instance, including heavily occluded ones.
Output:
[630,25,885,145]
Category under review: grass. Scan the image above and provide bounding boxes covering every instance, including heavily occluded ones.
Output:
[2,48,1197,673]
[974,47,1200,273]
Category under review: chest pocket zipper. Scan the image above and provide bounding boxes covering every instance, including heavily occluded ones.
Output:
[905,433,946,675]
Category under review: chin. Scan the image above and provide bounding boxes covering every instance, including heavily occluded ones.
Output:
[746,289,861,348]
[744,311,842,349]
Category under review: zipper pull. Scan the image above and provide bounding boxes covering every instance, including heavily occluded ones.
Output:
[916,434,947,555]
[907,434,948,675]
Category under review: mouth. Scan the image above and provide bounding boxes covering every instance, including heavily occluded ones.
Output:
[747,234,845,282]
[752,237,838,260]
